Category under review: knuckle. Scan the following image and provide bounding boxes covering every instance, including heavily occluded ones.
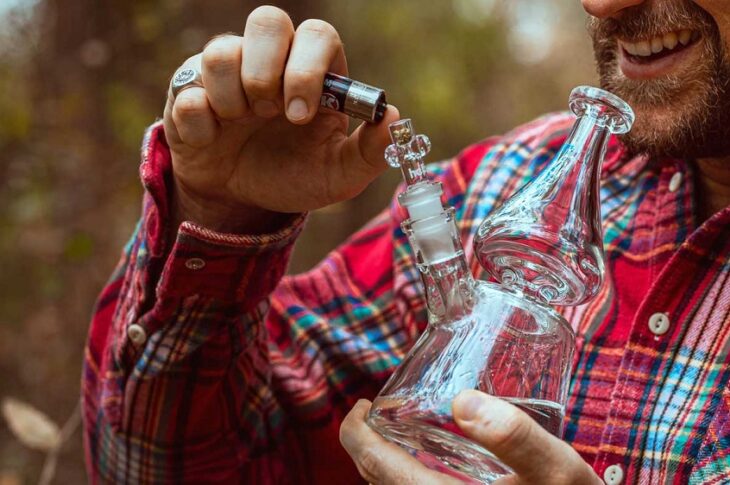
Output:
[173,91,207,118]
[285,68,323,89]
[182,54,199,66]
[243,75,278,97]
[356,446,383,482]
[202,36,240,74]
[248,6,293,37]
[490,412,533,451]
[298,18,339,41]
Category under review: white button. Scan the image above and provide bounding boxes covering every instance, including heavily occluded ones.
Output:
[127,324,147,345]
[603,464,624,485]
[185,257,206,270]
[648,312,670,336]
[669,172,683,192]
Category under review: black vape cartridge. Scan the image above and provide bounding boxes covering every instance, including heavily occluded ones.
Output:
[320,73,387,123]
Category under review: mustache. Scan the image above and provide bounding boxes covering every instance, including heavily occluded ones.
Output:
[588,1,715,42]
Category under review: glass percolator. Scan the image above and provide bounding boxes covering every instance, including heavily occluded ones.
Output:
[367,86,635,483]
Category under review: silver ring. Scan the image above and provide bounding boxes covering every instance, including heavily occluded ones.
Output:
[171,67,203,98]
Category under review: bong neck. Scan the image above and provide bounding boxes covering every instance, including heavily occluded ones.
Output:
[420,254,475,323]
[565,109,611,170]
[554,110,611,238]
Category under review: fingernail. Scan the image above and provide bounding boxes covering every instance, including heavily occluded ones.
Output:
[254,100,279,118]
[454,390,488,422]
[287,97,308,121]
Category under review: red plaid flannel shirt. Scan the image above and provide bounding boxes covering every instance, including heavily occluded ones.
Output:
[83,114,730,483]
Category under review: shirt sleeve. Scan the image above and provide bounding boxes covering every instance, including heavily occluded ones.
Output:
[81,121,492,484]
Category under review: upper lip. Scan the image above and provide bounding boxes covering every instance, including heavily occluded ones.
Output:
[618,29,699,57]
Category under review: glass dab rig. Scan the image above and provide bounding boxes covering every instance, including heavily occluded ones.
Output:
[367,87,635,483]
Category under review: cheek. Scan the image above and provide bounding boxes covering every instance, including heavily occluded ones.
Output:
[693,1,730,42]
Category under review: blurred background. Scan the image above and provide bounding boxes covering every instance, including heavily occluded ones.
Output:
[0,0,596,482]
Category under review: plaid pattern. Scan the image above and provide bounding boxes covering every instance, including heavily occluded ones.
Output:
[83,114,730,484]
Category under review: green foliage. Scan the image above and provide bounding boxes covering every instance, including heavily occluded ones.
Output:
[0,65,31,144]
[105,82,153,152]
[63,232,94,262]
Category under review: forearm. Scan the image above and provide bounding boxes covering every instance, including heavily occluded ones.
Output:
[82,116,493,483]
[82,123,306,483]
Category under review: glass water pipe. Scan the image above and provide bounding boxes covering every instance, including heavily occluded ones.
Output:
[475,87,635,306]
[367,87,635,483]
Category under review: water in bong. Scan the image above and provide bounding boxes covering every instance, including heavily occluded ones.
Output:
[368,281,573,482]
[370,396,564,482]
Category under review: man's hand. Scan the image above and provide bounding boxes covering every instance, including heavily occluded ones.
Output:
[340,391,602,485]
[163,6,399,233]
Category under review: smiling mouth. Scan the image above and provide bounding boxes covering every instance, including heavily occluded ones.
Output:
[616,29,702,80]
[619,29,701,64]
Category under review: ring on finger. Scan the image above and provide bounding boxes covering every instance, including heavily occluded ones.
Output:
[171,67,204,99]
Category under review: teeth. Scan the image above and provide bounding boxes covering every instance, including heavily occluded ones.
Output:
[651,37,663,53]
[636,40,652,56]
[679,29,692,45]
[620,30,697,58]
[663,32,678,49]
[624,42,638,55]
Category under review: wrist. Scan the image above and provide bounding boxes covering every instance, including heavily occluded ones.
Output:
[171,177,292,235]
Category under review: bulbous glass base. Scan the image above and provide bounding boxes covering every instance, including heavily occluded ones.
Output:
[368,402,512,483]
[367,281,574,483]
[476,235,602,305]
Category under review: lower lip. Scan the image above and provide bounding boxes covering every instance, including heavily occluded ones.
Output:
[618,41,699,80]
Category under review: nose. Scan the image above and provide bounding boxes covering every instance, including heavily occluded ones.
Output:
[581,0,646,18]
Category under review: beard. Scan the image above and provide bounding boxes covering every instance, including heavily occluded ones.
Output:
[589,1,730,160]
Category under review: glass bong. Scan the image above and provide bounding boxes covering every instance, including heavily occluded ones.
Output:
[367,86,634,483]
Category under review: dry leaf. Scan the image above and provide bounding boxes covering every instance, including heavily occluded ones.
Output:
[1,397,61,452]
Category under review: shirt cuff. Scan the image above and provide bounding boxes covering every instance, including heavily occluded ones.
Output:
[156,214,306,308]
[137,120,306,311]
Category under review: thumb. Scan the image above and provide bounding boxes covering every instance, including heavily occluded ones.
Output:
[340,105,400,177]
[452,391,565,478]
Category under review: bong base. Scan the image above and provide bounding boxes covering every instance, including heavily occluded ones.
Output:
[367,408,512,484]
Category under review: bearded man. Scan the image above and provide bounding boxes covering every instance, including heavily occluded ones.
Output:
[82,1,730,483]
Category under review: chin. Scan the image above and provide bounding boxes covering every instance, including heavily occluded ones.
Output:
[611,82,730,160]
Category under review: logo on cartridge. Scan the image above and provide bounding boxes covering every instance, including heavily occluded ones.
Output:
[320,93,340,111]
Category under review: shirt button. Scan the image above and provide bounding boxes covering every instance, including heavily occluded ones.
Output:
[127,323,147,345]
[185,257,206,270]
[603,464,624,485]
[648,312,670,336]
[669,172,683,192]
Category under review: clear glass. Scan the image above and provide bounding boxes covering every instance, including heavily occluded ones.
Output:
[385,118,432,186]
[367,89,634,484]
[474,86,635,306]
[368,279,574,483]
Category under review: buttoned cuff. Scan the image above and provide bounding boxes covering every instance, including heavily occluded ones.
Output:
[137,121,307,312]
[155,214,306,308]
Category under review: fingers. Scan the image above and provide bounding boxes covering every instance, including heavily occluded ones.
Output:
[242,6,295,118]
[284,19,347,124]
[452,391,600,484]
[340,105,401,180]
[168,55,219,148]
[340,400,459,485]
[172,6,353,132]
[167,7,362,152]
[202,35,248,120]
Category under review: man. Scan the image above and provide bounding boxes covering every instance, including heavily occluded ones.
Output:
[82,0,730,483]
